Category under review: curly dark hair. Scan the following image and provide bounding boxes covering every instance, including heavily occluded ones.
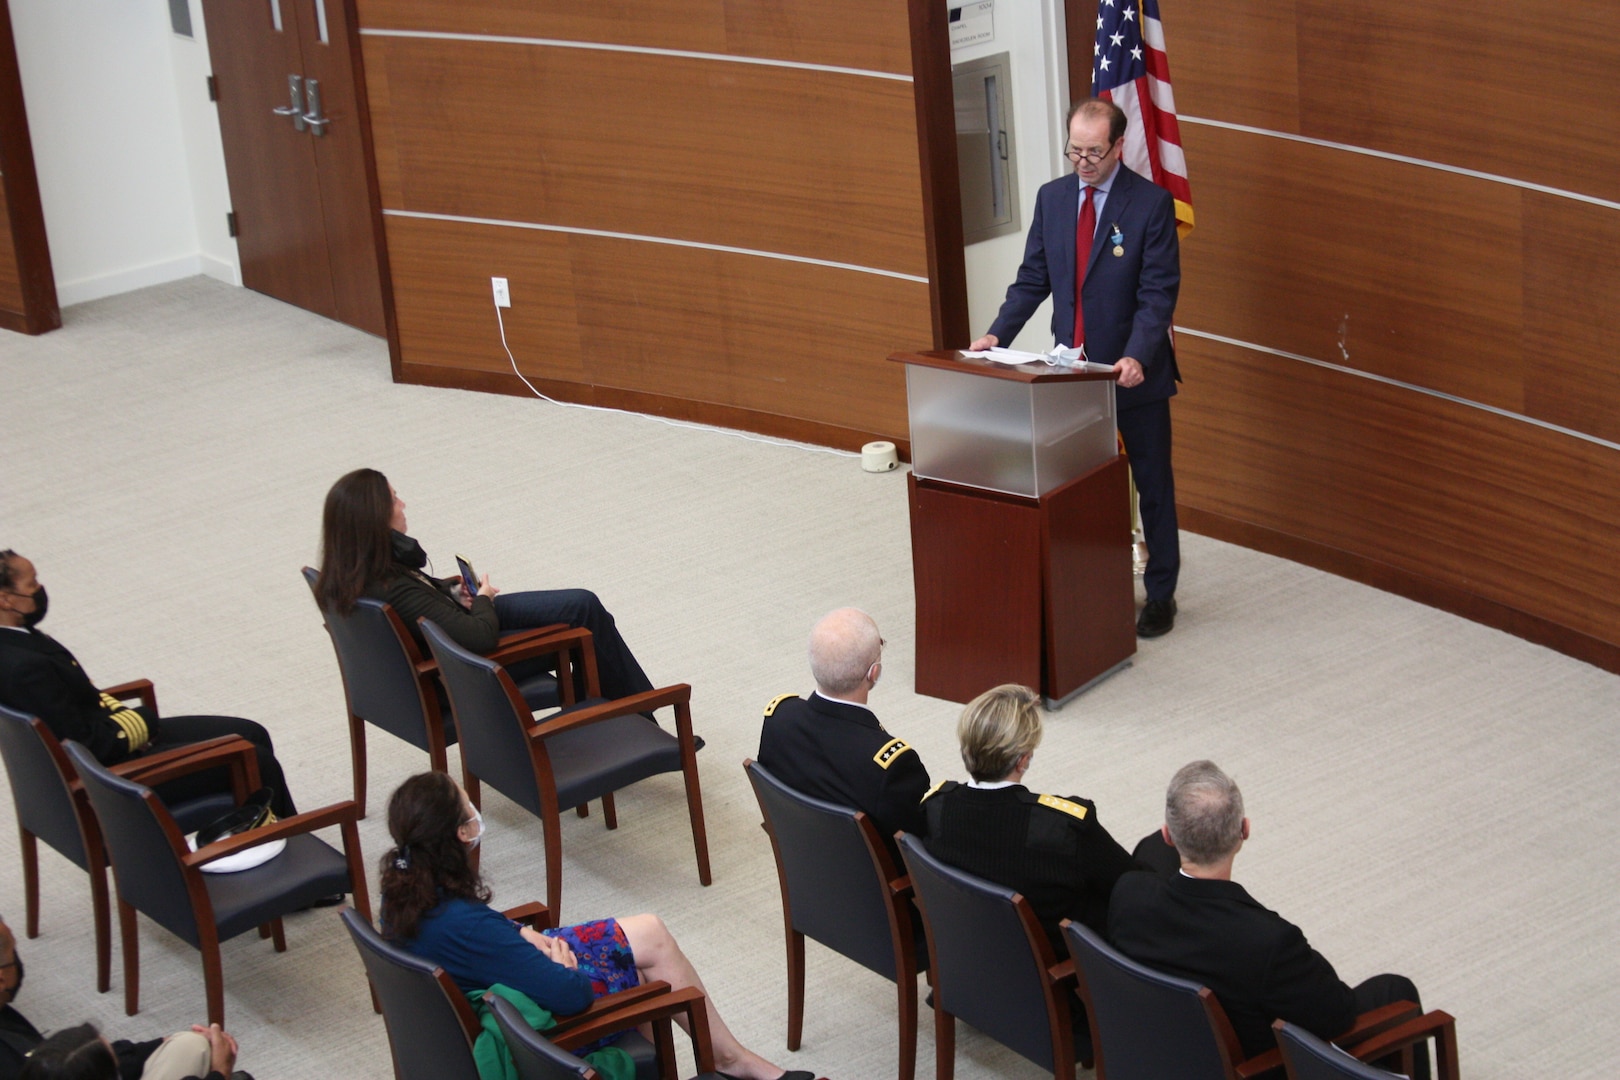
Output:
[0,551,18,592]
[379,772,490,942]
[315,468,397,615]
[19,1023,117,1080]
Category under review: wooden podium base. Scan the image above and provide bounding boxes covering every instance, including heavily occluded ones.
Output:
[908,455,1136,706]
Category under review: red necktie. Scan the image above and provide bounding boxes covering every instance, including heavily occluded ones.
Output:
[1074,185,1096,348]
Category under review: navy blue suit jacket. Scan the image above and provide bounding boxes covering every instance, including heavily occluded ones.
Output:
[987,164,1181,410]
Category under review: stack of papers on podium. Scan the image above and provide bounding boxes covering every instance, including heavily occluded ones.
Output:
[960,346,1111,372]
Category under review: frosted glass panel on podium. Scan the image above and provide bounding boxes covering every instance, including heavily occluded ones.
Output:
[906,363,1116,498]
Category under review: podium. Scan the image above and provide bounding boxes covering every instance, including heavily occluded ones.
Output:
[889,350,1136,707]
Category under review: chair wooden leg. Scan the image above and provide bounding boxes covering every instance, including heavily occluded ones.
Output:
[575,803,589,818]
[89,859,111,993]
[119,899,140,1016]
[935,1009,955,1080]
[675,704,711,887]
[1435,1021,1460,1080]
[270,918,287,952]
[258,923,272,939]
[787,928,805,1050]
[348,712,368,818]
[601,792,617,830]
[19,828,38,938]
[653,1016,678,1080]
[202,944,226,1027]
[545,804,564,918]
[896,970,918,1080]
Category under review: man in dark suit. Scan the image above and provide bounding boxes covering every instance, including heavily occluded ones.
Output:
[1108,761,1428,1077]
[0,550,295,817]
[757,607,930,860]
[970,97,1182,638]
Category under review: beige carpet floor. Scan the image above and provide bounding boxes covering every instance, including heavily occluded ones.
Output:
[1,277,1616,1078]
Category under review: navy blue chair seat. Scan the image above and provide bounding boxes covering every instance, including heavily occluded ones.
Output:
[1274,1015,1460,1080]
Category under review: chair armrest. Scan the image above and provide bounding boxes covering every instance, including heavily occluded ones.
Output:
[1235,1048,1283,1079]
[500,901,554,930]
[99,678,157,714]
[550,984,714,1067]
[1333,1000,1424,1049]
[184,800,361,868]
[888,874,913,898]
[1046,958,1076,988]
[489,626,593,669]
[1338,1011,1458,1076]
[122,736,260,791]
[114,736,245,781]
[526,684,693,740]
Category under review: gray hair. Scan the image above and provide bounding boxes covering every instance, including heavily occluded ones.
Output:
[808,608,882,696]
[957,684,1043,782]
[1165,760,1245,865]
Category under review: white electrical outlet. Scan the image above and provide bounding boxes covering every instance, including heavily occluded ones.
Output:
[491,276,511,308]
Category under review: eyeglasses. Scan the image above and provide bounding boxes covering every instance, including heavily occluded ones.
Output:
[1064,142,1116,164]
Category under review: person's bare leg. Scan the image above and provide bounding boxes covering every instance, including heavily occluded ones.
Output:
[618,913,787,1080]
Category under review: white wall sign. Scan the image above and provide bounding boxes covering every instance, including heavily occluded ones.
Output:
[949,0,995,50]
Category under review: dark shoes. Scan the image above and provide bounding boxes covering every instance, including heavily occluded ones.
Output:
[1136,598,1177,638]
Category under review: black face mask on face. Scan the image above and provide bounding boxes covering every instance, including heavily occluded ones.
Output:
[20,585,47,628]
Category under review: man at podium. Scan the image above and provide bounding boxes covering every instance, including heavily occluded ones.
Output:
[969,98,1182,638]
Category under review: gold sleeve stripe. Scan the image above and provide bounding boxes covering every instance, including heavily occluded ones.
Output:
[762,693,796,717]
[872,737,911,769]
[1038,793,1088,820]
[100,693,150,748]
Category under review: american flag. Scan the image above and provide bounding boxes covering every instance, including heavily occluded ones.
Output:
[1092,0,1194,234]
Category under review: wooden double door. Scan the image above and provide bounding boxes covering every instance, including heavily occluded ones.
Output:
[203,0,384,336]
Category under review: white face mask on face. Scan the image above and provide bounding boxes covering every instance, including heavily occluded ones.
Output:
[462,805,484,850]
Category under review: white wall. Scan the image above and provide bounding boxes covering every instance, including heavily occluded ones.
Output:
[8,0,237,307]
[952,0,1071,351]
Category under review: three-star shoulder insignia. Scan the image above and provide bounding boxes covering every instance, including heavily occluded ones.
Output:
[872,737,912,769]
[1037,793,1088,820]
[762,693,796,717]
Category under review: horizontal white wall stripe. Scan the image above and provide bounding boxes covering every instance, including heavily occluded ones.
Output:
[359,27,914,82]
[382,208,931,283]
[1175,326,1620,453]
[1182,115,1620,212]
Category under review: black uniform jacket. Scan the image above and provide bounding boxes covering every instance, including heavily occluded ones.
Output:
[922,780,1136,957]
[0,628,152,763]
[1107,870,1357,1058]
[757,691,932,860]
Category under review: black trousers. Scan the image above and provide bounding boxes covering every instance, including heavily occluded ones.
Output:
[1354,973,1429,1080]
[144,714,296,817]
[1117,397,1179,603]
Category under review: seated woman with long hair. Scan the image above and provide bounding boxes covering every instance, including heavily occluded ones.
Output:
[315,467,659,706]
[379,772,809,1080]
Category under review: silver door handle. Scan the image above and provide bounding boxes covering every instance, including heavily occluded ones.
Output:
[272,73,307,132]
[301,78,329,135]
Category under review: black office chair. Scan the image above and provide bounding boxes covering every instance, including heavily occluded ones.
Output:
[421,619,710,919]
[0,703,239,993]
[1274,1016,1460,1080]
[341,906,665,1080]
[302,566,577,816]
[1062,920,1436,1080]
[896,832,1086,1080]
[745,758,922,1080]
[65,740,369,1025]
[488,980,721,1080]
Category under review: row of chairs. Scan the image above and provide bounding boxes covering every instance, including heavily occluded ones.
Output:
[301,566,710,919]
[746,759,1460,1080]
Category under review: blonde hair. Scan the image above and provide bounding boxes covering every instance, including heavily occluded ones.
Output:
[957,684,1043,781]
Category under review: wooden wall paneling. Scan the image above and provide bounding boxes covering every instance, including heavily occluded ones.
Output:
[362,37,928,277]
[355,0,914,75]
[1520,192,1620,446]
[1175,123,1526,413]
[0,0,57,335]
[1173,334,1620,652]
[907,0,967,348]
[1295,0,1620,203]
[0,183,21,312]
[384,215,927,439]
[1160,0,1301,132]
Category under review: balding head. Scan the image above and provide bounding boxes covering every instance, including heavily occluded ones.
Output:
[808,608,883,700]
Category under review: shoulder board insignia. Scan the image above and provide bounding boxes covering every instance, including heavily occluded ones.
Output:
[872,737,911,769]
[1038,793,1088,820]
[762,693,796,717]
[920,779,947,802]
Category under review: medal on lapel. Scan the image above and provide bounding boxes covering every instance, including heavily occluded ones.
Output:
[1110,224,1124,257]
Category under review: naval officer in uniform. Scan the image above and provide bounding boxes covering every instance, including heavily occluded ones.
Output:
[921,683,1137,958]
[757,608,931,859]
